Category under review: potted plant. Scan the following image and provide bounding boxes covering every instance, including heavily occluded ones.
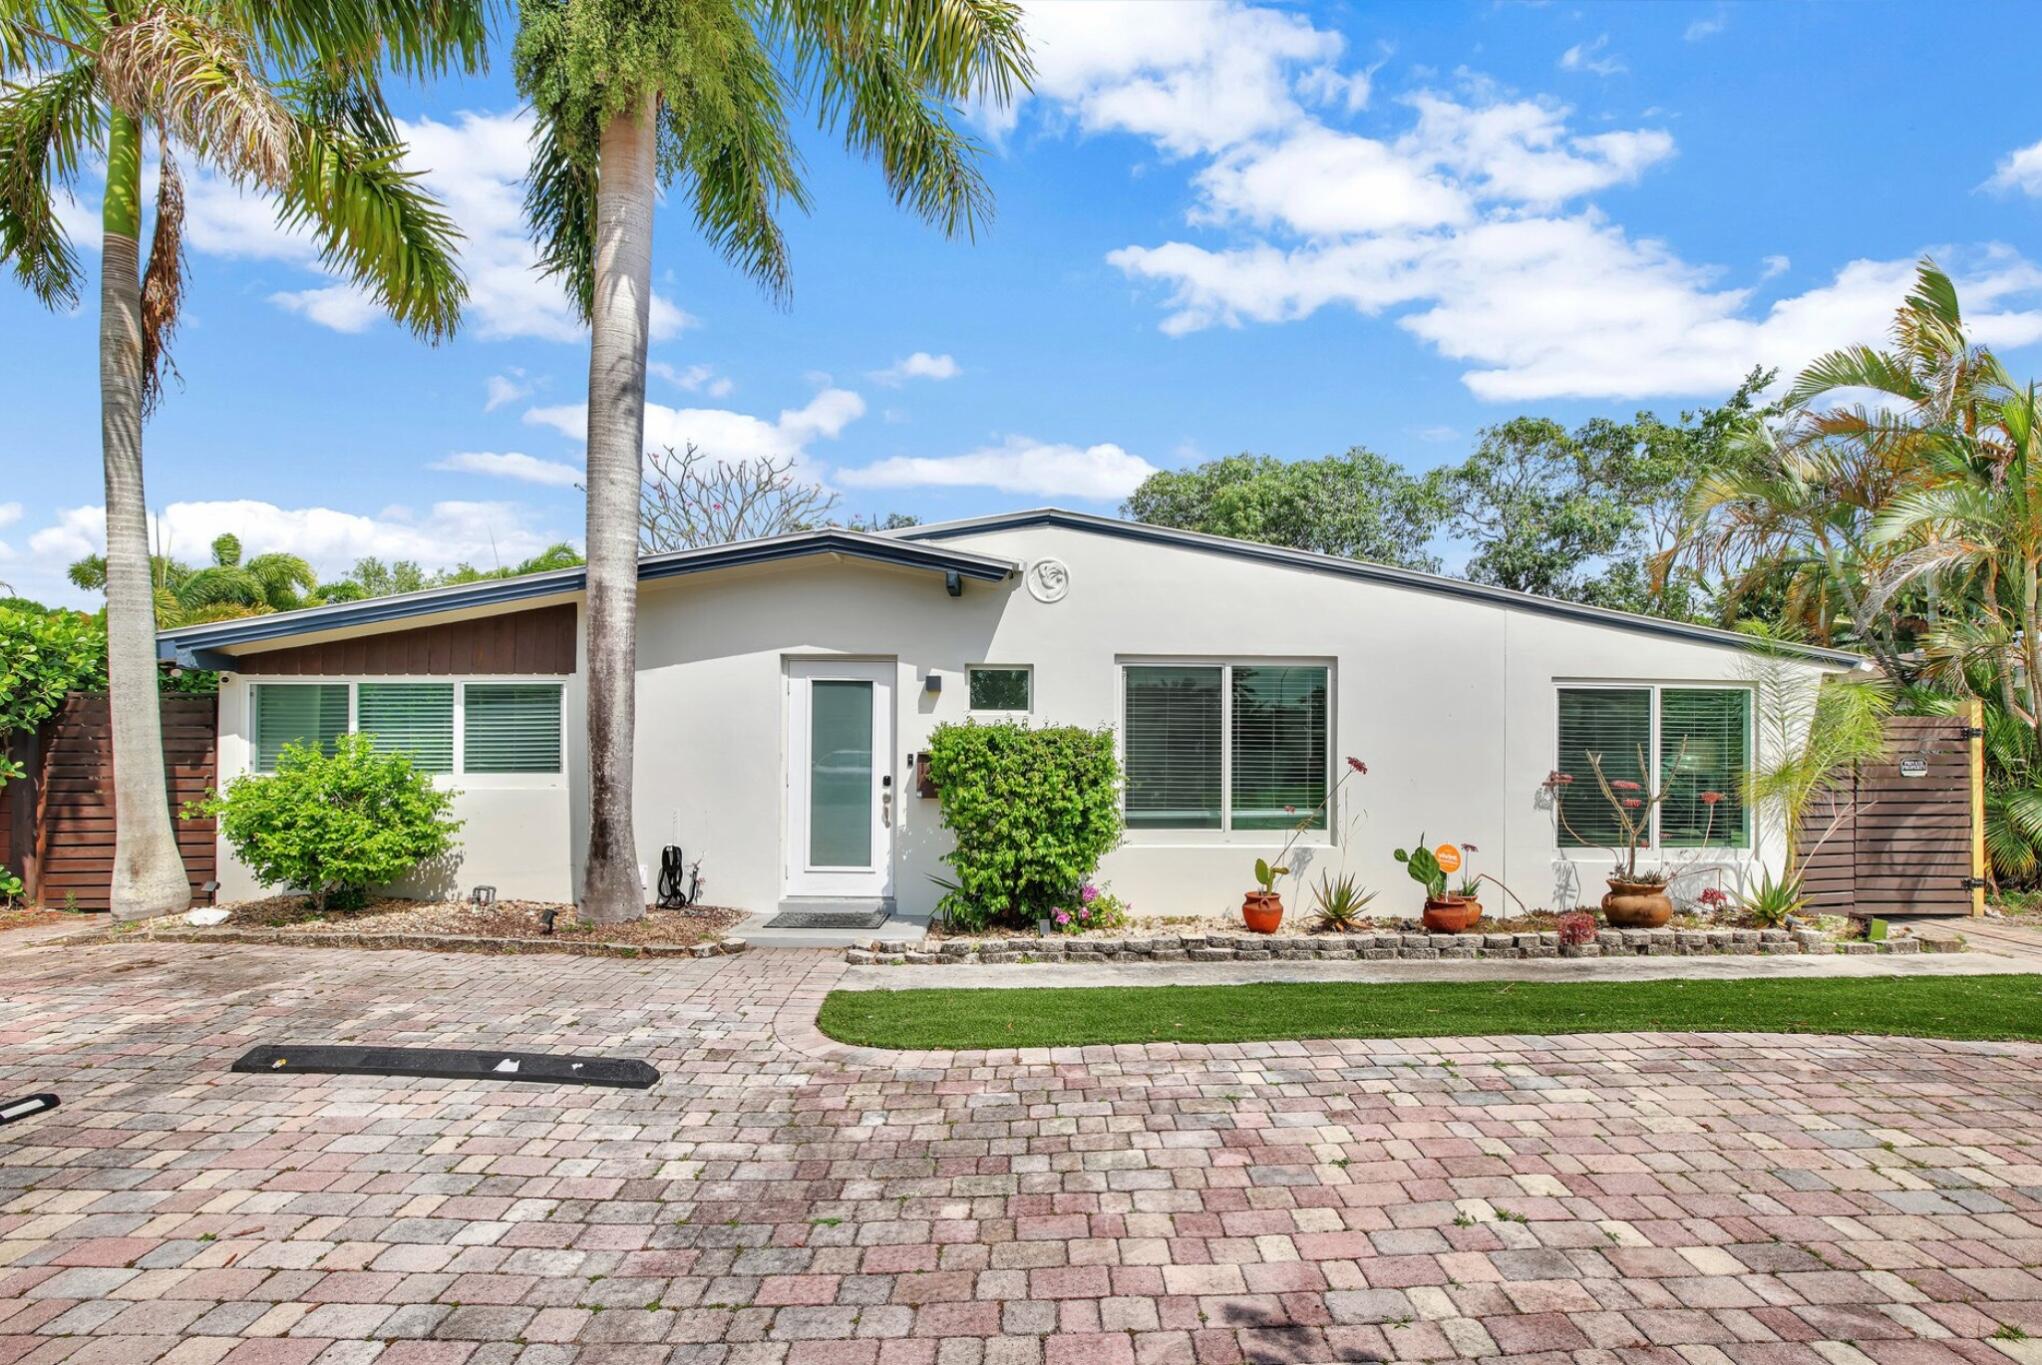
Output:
[1239,757,1369,933]
[1544,744,1721,929]
[1394,835,1481,932]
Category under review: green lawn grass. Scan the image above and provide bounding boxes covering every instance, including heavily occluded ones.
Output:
[816,974,2042,1050]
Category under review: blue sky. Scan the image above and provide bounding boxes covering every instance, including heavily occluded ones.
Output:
[6,0,2042,607]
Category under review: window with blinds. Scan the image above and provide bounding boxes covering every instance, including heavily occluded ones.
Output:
[463,683,563,773]
[1555,689,1651,847]
[357,683,454,773]
[1554,686,1749,850]
[252,683,349,772]
[1661,688,1750,846]
[1123,666,1223,829]
[1231,665,1329,830]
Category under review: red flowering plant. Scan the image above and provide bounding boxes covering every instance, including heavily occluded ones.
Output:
[1253,757,1368,894]
[1543,739,1723,885]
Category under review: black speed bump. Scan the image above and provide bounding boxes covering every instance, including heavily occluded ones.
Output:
[231,1044,658,1089]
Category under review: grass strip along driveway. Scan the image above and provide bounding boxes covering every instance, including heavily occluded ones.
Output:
[818,974,2042,1050]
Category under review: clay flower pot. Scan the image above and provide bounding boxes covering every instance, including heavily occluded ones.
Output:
[1242,891,1284,934]
[1421,897,1481,933]
[1602,879,1674,929]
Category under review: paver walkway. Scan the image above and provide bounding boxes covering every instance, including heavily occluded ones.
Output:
[3,937,2042,1365]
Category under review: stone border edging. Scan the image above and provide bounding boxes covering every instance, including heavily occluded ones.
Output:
[849,926,1948,966]
[72,926,748,959]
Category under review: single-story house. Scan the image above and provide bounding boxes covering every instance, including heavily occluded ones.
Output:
[157,509,1862,925]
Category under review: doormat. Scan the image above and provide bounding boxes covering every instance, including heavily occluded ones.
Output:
[231,1044,659,1089]
[765,909,891,929]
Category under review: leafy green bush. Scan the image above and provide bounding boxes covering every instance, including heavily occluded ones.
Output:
[927,721,1122,932]
[188,734,463,911]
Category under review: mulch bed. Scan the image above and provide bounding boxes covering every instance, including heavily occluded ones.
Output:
[0,907,75,935]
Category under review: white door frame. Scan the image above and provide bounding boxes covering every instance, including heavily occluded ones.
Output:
[784,659,895,898]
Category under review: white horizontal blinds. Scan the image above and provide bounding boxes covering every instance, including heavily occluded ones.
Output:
[356,683,454,774]
[1231,665,1328,830]
[1661,688,1749,847]
[1123,665,1222,830]
[1555,688,1651,848]
[464,682,564,773]
[252,683,348,771]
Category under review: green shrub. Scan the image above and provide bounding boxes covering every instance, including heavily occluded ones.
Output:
[188,733,463,910]
[927,721,1122,932]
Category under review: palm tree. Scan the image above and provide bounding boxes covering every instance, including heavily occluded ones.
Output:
[175,533,317,618]
[513,0,1031,922]
[2,1,482,919]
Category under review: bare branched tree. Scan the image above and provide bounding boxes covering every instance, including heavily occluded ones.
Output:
[638,443,840,552]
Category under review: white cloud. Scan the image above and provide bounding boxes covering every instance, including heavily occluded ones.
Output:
[181,109,694,342]
[26,499,565,581]
[1685,12,1727,41]
[839,436,1156,500]
[1558,35,1626,78]
[485,372,533,412]
[0,502,20,530]
[524,387,867,471]
[648,360,735,398]
[434,451,583,488]
[1760,254,1791,281]
[1987,138,2042,198]
[869,351,962,385]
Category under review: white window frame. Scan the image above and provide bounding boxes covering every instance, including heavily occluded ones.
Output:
[965,663,1033,716]
[1117,656,1336,847]
[245,675,567,788]
[1552,680,1755,858]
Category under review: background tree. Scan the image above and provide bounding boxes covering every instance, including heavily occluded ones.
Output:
[2,0,482,920]
[1123,448,1453,571]
[514,0,1031,923]
[639,443,837,551]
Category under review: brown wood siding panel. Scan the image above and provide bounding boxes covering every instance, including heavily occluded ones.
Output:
[26,692,216,911]
[233,604,575,677]
[1804,711,1983,918]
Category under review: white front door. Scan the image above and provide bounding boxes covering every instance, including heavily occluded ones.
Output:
[785,660,895,898]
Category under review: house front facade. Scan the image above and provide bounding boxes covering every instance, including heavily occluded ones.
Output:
[158,510,1862,924]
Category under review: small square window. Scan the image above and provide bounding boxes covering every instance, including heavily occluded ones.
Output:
[967,666,1031,712]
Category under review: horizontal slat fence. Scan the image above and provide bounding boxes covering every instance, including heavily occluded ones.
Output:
[3,692,218,912]
[1800,703,1984,918]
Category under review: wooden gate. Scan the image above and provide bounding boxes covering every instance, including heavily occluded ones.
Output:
[1,692,218,911]
[1801,701,1985,918]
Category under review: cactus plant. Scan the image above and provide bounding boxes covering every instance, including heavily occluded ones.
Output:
[1393,836,1448,901]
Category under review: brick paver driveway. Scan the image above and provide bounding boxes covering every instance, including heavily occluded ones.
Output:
[4,939,2042,1365]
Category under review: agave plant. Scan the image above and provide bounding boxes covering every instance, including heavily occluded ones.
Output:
[1309,872,1375,932]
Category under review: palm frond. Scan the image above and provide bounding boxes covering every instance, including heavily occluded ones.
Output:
[140,128,186,414]
[522,108,595,322]
[1784,345,1924,411]
[0,61,101,308]
[224,0,490,83]
[96,0,295,188]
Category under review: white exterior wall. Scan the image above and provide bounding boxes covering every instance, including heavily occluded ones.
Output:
[212,673,574,903]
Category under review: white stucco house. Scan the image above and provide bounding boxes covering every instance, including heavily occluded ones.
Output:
[157,509,1861,929]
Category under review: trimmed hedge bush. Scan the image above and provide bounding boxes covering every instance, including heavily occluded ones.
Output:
[927,720,1122,932]
[189,733,462,911]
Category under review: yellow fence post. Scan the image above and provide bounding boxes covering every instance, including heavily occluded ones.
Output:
[1969,696,1987,917]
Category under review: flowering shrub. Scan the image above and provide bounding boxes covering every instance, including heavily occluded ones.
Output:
[1696,886,1732,915]
[1050,883,1129,935]
[1556,910,1598,946]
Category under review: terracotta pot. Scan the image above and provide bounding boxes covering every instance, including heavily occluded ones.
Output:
[1602,879,1674,929]
[1242,891,1284,935]
[1421,896,1482,933]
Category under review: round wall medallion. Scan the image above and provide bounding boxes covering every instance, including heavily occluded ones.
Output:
[1025,557,1071,603]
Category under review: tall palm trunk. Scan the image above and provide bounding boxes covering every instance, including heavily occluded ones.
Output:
[578,94,657,924]
[101,110,189,922]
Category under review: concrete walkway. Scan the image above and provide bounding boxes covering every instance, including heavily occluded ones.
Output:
[841,943,2038,991]
[1918,915,2042,965]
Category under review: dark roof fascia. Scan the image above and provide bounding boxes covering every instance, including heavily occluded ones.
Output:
[158,532,1015,664]
[900,508,1868,669]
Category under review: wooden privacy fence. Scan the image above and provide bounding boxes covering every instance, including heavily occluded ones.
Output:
[1,692,218,911]
[1801,702,1986,918]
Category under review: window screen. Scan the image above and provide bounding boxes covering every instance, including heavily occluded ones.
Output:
[1660,688,1750,846]
[1230,665,1328,830]
[463,683,563,773]
[356,683,454,773]
[968,667,1030,711]
[1123,666,1222,830]
[1555,688,1651,848]
[252,683,349,772]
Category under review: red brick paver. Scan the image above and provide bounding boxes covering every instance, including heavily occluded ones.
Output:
[4,938,2042,1365]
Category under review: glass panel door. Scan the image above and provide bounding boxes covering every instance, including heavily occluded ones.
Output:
[809,680,874,867]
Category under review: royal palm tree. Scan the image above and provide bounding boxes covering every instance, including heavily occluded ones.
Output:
[514,0,1031,922]
[1,1,482,919]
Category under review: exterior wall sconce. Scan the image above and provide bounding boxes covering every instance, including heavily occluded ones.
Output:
[923,673,942,693]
